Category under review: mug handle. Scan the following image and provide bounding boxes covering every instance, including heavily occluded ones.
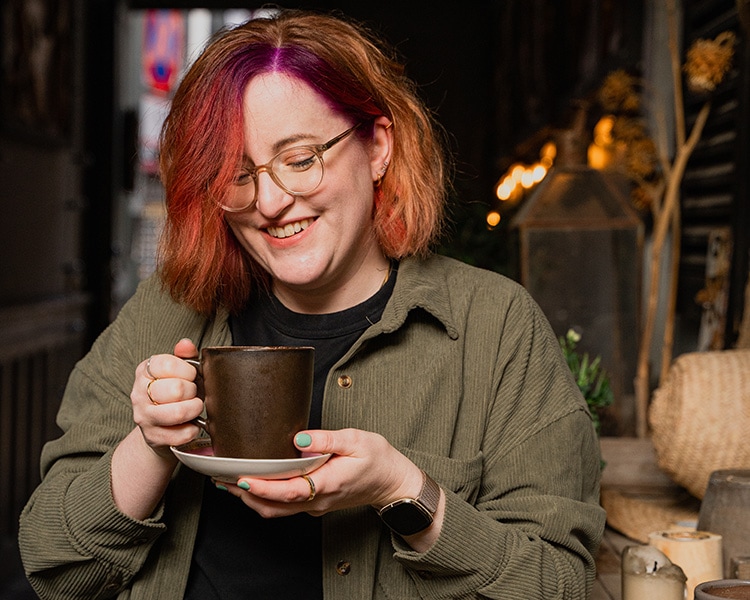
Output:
[183,358,208,431]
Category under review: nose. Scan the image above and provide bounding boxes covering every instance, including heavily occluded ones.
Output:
[253,168,294,217]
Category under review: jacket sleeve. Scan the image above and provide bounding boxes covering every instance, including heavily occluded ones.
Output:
[391,285,606,599]
[17,277,209,600]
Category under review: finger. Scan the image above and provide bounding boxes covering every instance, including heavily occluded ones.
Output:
[294,428,381,457]
[144,377,198,406]
[142,353,196,381]
[174,338,198,359]
[235,474,319,504]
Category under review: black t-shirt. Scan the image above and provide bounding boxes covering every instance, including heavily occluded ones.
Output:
[184,266,396,599]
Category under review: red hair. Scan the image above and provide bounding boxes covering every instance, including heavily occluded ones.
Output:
[159,10,450,314]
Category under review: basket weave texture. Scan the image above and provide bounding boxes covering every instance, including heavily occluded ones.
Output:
[600,488,700,543]
[649,349,750,499]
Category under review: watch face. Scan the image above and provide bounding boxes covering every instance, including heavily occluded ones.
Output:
[380,499,433,536]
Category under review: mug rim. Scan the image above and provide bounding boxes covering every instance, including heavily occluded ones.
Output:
[696,578,750,589]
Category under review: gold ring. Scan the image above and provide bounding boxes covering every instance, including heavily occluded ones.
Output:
[146,356,156,380]
[146,378,159,405]
[302,475,316,501]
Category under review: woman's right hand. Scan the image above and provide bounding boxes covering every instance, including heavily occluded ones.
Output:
[130,338,204,459]
[112,339,204,519]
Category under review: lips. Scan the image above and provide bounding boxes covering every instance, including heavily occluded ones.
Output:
[266,218,313,239]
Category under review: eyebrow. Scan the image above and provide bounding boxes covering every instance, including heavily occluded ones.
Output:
[271,132,317,154]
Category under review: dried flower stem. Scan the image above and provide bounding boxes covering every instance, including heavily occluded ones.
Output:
[667,0,686,149]
[635,99,711,436]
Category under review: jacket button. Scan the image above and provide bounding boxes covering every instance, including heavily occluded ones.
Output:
[337,375,352,388]
[336,560,351,575]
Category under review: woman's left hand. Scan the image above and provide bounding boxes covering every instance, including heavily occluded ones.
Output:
[217,428,444,549]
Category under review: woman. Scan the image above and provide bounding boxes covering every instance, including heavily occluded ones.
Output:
[19,9,605,599]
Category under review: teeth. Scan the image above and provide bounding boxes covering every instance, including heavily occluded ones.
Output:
[267,219,311,239]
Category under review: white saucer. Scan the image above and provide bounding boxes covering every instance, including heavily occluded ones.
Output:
[171,438,331,483]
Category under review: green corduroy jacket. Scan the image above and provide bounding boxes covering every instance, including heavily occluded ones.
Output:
[19,254,605,599]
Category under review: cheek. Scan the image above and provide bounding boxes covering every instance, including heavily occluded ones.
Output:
[225,217,260,254]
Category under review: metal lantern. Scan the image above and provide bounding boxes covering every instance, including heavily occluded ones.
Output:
[512,157,644,435]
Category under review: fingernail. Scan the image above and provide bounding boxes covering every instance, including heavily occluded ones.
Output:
[295,433,312,448]
[238,481,250,491]
[215,483,228,492]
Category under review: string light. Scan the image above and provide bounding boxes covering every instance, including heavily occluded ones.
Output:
[486,210,501,228]
[493,142,556,213]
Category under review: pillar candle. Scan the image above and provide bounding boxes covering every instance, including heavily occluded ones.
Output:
[622,545,687,600]
[649,530,723,599]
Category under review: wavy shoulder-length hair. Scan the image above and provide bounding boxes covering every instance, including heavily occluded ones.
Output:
[158,9,450,315]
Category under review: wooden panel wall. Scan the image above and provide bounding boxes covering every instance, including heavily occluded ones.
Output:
[680,0,749,348]
[0,295,88,536]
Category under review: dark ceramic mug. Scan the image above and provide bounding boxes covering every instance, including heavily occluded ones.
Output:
[188,346,314,459]
[694,580,750,599]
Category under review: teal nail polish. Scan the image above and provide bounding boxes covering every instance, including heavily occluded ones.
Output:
[295,433,312,448]
[238,481,250,491]
[215,483,228,492]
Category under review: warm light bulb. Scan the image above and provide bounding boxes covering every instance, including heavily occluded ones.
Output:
[540,141,556,161]
[532,164,547,182]
[510,164,525,183]
[593,116,614,145]
[496,181,513,200]
[486,211,501,227]
[520,169,535,188]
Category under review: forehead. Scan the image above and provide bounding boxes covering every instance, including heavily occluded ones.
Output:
[241,72,339,149]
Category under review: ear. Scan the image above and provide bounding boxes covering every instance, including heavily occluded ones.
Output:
[369,116,393,183]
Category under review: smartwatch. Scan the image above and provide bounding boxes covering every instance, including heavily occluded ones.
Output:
[378,471,440,536]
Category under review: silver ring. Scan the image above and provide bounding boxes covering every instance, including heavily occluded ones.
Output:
[302,475,316,502]
[146,356,156,380]
[146,378,159,405]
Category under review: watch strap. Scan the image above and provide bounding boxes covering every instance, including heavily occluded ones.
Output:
[378,470,440,524]
[416,471,440,515]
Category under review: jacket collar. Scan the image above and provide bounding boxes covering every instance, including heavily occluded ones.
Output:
[379,255,460,340]
[205,254,462,345]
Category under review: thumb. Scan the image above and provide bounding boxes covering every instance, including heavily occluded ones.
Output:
[174,337,198,359]
[294,428,369,457]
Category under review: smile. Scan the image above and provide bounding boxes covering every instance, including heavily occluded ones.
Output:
[266,218,313,239]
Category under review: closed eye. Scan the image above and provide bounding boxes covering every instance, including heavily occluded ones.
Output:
[280,148,318,171]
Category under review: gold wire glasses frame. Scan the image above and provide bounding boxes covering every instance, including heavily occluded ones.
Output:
[219,122,361,212]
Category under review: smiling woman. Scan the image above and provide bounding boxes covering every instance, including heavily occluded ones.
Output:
[158,15,448,315]
[222,72,392,313]
[18,8,605,600]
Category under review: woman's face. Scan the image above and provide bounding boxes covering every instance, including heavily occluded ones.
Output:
[224,72,392,314]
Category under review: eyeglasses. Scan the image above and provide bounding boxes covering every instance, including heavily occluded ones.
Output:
[220,123,361,212]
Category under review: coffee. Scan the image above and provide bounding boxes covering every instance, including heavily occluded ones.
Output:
[702,586,750,599]
[695,581,750,600]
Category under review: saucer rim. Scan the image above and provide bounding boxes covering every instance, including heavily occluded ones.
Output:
[170,438,331,481]
[170,438,330,464]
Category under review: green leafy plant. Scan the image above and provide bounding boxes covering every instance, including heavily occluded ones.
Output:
[559,329,614,435]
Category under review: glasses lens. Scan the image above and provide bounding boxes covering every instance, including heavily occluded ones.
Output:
[221,172,255,212]
[219,146,326,212]
[273,147,324,195]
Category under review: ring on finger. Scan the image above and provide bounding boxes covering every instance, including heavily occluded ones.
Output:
[146,355,156,380]
[146,378,160,405]
[302,475,316,502]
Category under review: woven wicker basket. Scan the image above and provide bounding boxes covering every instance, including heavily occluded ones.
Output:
[649,349,750,499]
[600,488,700,544]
